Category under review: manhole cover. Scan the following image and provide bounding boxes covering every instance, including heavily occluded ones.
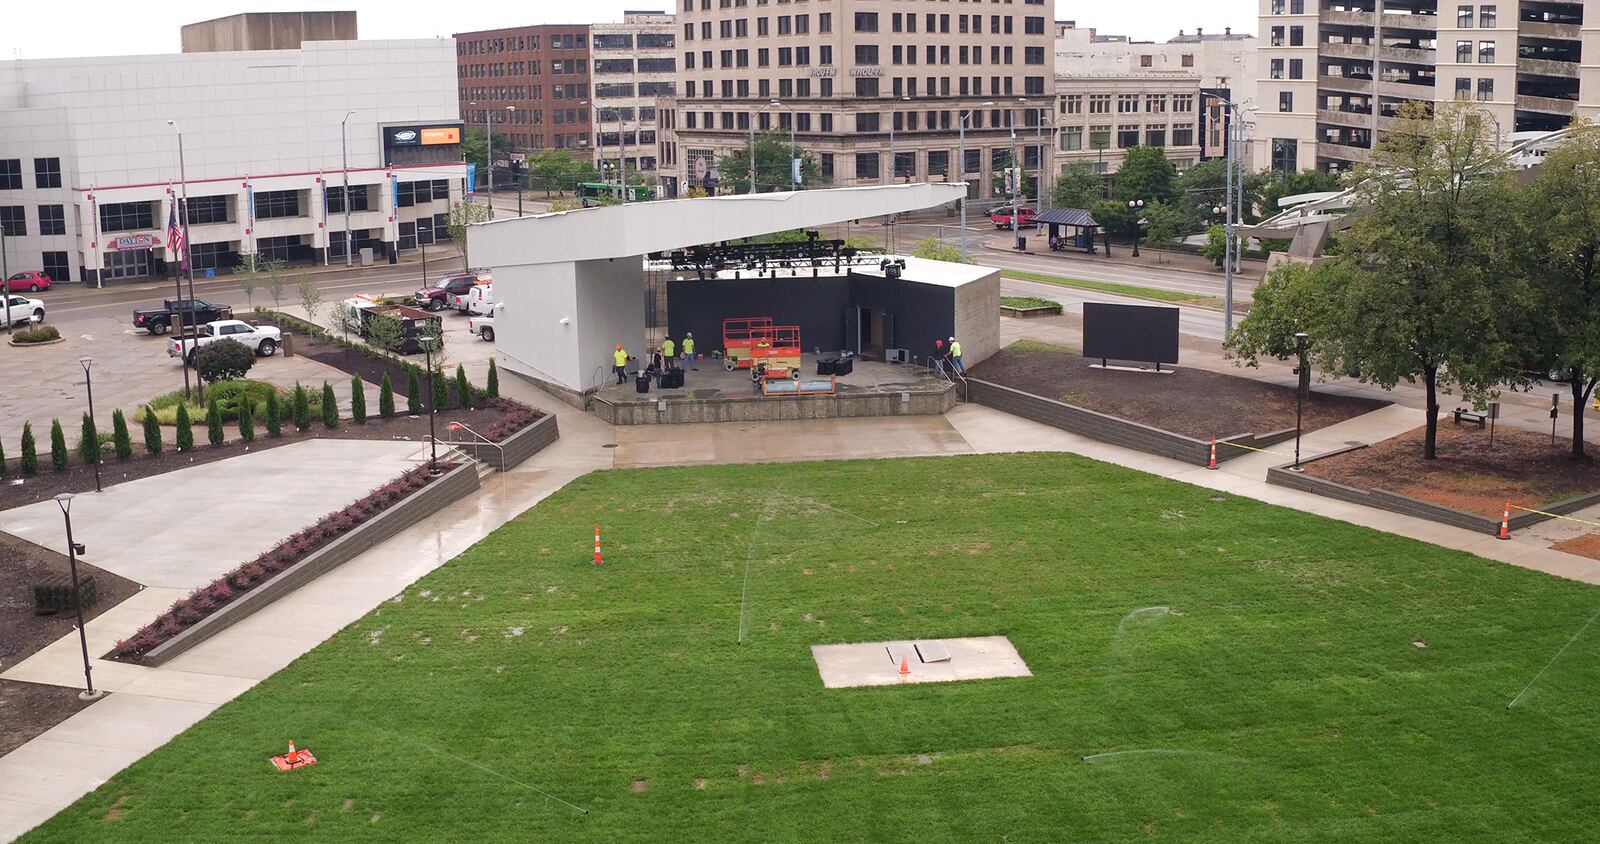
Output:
[602,443,618,449]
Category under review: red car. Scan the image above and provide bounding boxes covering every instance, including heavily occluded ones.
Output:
[5,271,52,293]
[989,206,1036,229]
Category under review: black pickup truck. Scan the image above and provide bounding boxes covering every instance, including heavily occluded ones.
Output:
[132,298,234,335]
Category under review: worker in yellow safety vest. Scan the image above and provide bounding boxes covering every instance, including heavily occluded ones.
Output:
[683,332,697,370]
[613,344,629,384]
[948,336,965,374]
[662,336,677,369]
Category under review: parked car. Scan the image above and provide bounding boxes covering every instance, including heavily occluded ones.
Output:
[133,298,234,335]
[168,319,281,364]
[415,271,490,312]
[1,294,45,328]
[468,302,501,342]
[5,271,52,293]
[462,283,495,316]
[989,206,1036,229]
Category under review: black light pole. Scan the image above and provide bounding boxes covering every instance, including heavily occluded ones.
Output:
[54,494,104,701]
[79,356,101,493]
[1293,331,1310,471]
[1127,198,1145,257]
[419,335,440,476]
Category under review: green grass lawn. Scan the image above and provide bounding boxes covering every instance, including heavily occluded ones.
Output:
[26,454,1600,841]
[1000,296,1062,311]
[1002,269,1217,306]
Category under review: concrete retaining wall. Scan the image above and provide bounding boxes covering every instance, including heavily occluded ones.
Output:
[594,384,957,425]
[1268,444,1600,536]
[449,414,559,471]
[139,462,481,666]
[962,378,1292,466]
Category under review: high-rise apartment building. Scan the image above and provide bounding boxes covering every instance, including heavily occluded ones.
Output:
[1255,0,1600,174]
[591,12,679,181]
[657,0,1055,200]
[455,24,594,157]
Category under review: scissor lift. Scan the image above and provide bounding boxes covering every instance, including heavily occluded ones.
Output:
[721,317,774,370]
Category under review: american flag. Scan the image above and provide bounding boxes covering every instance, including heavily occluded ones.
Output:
[166,197,186,271]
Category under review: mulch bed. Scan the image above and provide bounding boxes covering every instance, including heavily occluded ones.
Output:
[1553,532,1600,562]
[286,327,435,389]
[1301,424,1599,520]
[0,531,142,756]
[966,342,1387,440]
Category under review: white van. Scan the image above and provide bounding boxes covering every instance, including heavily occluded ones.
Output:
[463,283,495,316]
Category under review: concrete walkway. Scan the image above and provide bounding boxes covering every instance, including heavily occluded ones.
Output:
[5,348,1600,841]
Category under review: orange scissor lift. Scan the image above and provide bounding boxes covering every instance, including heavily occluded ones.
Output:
[722,317,803,380]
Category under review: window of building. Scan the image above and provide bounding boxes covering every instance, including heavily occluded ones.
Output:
[33,158,62,189]
[1272,59,1287,80]
[639,58,676,73]
[1279,91,1293,112]
[1145,127,1167,147]
[1025,77,1044,95]
[1457,4,1473,26]
[1289,58,1304,79]
[0,206,24,236]
[1117,94,1139,113]
[42,251,69,282]
[1480,5,1496,27]
[640,82,675,96]
[99,201,153,233]
[594,33,633,50]
[1025,46,1045,65]
[1140,55,1153,68]
[186,195,229,224]
[1289,26,1303,46]
[37,204,65,235]
[796,14,808,34]
[1454,76,1472,99]
[1145,95,1166,113]
[256,235,301,263]
[855,152,879,181]
[855,45,878,65]
[855,77,879,97]
[1089,94,1111,114]
[1090,125,1111,150]
[0,160,19,190]
[1477,77,1494,101]
[1456,40,1473,62]
[639,33,675,49]
[820,153,835,181]
[1291,0,1304,12]
[1173,95,1194,113]
[1479,41,1495,63]
[1270,26,1283,47]
[254,190,300,220]
[1117,124,1139,148]
[819,12,831,33]
[1271,138,1298,173]
[1271,0,1284,12]
[857,112,881,133]
[854,12,877,32]
[1173,125,1195,146]
[1063,95,1082,114]
[1061,126,1083,150]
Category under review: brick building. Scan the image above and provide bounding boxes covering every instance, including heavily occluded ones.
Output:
[454,24,595,156]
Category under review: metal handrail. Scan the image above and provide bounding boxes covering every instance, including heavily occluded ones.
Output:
[444,420,506,475]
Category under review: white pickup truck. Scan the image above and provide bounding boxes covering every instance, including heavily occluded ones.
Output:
[169,319,282,363]
[467,302,501,341]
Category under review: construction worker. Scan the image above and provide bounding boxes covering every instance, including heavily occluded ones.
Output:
[613,344,629,384]
[683,332,697,370]
[948,336,965,374]
[662,335,677,369]
[931,339,946,375]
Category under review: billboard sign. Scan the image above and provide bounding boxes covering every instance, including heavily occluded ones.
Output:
[1082,303,1180,365]
[385,124,464,148]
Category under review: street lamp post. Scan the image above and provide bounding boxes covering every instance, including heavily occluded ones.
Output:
[54,494,103,701]
[1009,103,1022,248]
[486,109,496,219]
[1213,96,1258,339]
[885,95,911,252]
[1127,199,1146,257]
[767,100,797,190]
[957,101,995,263]
[79,356,101,493]
[418,335,440,476]
[506,105,519,210]
[166,120,197,399]
[340,110,355,268]
[1293,331,1310,471]
[748,109,757,194]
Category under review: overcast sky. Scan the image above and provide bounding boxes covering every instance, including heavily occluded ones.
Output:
[2,0,1258,60]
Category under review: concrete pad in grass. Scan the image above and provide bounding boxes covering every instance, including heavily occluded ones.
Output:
[811,635,1031,689]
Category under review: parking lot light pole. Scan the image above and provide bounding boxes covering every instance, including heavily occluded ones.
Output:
[341,110,355,267]
[418,336,440,476]
[80,356,101,493]
[2,232,10,335]
[1127,199,1146,257]
[957,101,995,263]
[54,494,103,701]
[1293,331,1310,471]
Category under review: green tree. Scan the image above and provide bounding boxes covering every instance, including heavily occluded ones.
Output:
[196,338,255,383]
[407,369,423,415]
[111,409,132,460]
[142,409,162,455]
[175,405,195,451]
[1258,169,1345,222]
[526,148,591,196]
[365,312,406,356]
[77,412,99,465]
[1139,201,1191,264]
[49,418,68,471]
[455,365,472,410]
[262,259,290,310]
[485,359,500,400]
[265,390,283,438]
[295,271,324,326]
[1516,120,1600,456]
[712,132,823,194]
[1051,162,1105,210]
[379,373,396,418]
[293,383,312,431]
[431,367,448,412]
[237,396,255,442]
[321,382,339,428]
[1200,224,1236,267]
[1230,103,1522,460]
[1112,146,1179,207]
[910,236,967,263]
[446,200,492,265]
[206,395,224,446]
[21,422,38,474]
[350,376,368,424]
[232,251,265,308]
[461,127,514,176]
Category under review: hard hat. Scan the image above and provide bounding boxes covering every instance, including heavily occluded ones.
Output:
[948,336,956,342]
[936,339,944,347]
[686,331,693,337]
[616,344,623,350]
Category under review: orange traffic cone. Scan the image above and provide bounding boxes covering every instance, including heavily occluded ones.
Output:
[898,656,911,677]
[288,740,296,756]
[1207,439,1218,470]
[593,524,603,565]
[1497,502,1511,540]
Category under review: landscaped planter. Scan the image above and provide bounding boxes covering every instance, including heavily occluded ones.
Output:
[120,461,479,666]
[1000,304,1063,318]
[449,413,558,471]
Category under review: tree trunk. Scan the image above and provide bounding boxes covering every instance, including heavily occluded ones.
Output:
[1423,366,1439,460]
[1574,375,1597,459]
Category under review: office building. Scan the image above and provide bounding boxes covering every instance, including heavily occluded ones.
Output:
[657,0,1056,200]
[0,36,463,285]
[181,11,358,52]
[591,12,678,181]
[1255,0,1600,174]
[455,24,594,156]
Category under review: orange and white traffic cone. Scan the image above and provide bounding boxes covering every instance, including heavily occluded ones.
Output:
[898,656,911,677]
[1497,502,1512,540]
[1208,439,1218,470]
[287,740,296,757]
[593,524,603,565]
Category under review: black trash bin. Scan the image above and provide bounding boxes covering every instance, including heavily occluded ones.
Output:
[635,373,651,394]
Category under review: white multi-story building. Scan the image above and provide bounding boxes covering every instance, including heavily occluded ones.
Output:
[0,37,464,286]
[591,11,678,182]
